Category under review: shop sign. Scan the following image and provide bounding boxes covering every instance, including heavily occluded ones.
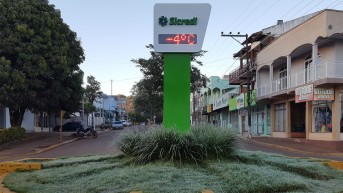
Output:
[202,106,207,114]
[244,90,256,107]
[229,97,237,111]
[213,93,229,111]
[207,104,212,113]
[314,88,334,101]
[237,93,244,109]
[295,84,313,103]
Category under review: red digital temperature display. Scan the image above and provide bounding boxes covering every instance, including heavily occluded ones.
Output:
[158,34,197,44]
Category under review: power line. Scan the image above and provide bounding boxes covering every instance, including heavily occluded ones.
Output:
[286,0,316,21]
[281,1,307,20]
[222,2,255,32]
[331,0,343,8]
[303,0,325,15]
[241,0,279,31]
[202,2,256,64]
[205,56,233,64]
[327,0,342,9]
[101,77,141,84]
[221,60,237,77]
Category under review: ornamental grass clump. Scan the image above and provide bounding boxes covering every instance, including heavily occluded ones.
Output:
[119,125,237,164]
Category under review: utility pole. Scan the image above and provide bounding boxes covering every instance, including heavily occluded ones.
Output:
[221,32,252,138]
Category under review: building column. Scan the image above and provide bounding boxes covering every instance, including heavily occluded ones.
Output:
[312,43,318,65]
[270,103,275,137]
[239,112,242,133]
[270,65,273,92]
[305,101,312,139]
[286,100,291,138]
[264,104,268,135]
[256,71,260,88]
[332,88,340,140]
[287,55,291,89]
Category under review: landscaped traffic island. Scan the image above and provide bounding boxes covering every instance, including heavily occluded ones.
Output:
[3,126,343,192]
[3,151,343,193]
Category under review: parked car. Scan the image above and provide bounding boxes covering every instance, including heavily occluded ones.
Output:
[120,120,129,127]
[53,121,84,132]
[112,121,124,130]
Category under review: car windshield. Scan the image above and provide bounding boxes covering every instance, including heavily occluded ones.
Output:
[114,121,122,124]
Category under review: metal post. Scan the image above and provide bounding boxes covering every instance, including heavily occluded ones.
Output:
[221,32,252,138]
[246,34,252,139]
[163,53,191,133]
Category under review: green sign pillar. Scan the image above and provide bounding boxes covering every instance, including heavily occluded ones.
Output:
[163,53,191,133]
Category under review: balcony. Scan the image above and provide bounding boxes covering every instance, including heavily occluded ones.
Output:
[257,61,343,100]
[228,62,256,85]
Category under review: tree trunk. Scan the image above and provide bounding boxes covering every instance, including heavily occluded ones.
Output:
[9,107,26,127]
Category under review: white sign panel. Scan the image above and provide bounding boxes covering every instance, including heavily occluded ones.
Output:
[213,93,230,111]
[153,3,211,53]
[237,93,244,110]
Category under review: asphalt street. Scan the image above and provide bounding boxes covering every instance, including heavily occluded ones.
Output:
[2,125,343,161]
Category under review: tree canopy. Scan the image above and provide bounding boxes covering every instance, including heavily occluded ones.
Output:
[131,45,207,123]
[0,0,85,126]
[85,75,103,105]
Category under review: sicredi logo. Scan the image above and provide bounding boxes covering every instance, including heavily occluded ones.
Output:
[158,16,198,27]
[158,16,168,27]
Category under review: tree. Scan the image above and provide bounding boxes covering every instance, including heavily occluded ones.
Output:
[0,0,85,126]
[84,76,103,105]
[128,111,146,123]
[83,75,102,126]
[131,44,207,122]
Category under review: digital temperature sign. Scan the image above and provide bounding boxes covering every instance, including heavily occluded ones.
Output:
[154,3,211,53]
[158,34,197,44]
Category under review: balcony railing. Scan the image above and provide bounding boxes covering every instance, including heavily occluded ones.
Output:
[257,61,343,98]
[228,61,256,82]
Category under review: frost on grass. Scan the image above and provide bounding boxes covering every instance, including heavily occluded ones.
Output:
[4,150,343,193]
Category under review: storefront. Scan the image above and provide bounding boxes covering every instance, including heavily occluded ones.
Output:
[229,90,270,135]
[271,84,343,143]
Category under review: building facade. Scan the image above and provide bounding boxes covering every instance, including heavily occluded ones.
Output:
[254,9,343,148]
[192,76,239,129]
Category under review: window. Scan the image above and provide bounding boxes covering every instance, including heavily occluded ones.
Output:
[274,103,286,132]
[312,101,332,132]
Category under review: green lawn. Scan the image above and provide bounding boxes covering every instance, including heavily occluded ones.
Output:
[4,151,343,193]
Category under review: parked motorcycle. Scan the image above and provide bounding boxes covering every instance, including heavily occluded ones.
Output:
[76,127,98,139]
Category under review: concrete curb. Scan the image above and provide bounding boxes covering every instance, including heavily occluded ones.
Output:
[247,138,343,157]
[0,138,78,160]
[0,162,43,193]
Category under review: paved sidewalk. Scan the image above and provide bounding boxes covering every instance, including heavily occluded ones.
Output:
[0,132,76,161]
[250,136,343,154]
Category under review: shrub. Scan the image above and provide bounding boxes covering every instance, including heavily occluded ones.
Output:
[119,125,237,164]
[0,127,26,145]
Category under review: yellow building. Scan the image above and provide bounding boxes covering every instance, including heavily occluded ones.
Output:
[256,9,343,150]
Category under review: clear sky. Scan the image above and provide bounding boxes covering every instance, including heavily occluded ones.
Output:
[49,0,343,96]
